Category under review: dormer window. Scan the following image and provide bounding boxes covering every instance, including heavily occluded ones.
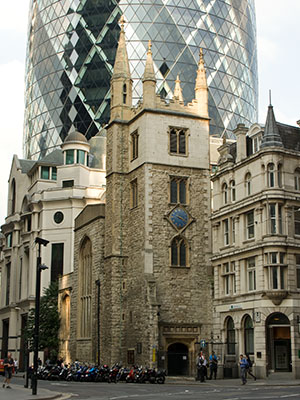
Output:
[41,166,50,179]
[40,166,57,180]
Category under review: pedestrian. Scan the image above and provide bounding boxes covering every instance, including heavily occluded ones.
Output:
[196,351,207,382]
[2,352,14,389]
[239,354,248,385]
[208,351,218,380]
[14,359,18,374]
[245,354,256,380]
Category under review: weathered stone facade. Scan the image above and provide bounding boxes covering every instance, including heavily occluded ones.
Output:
[68,26,213,376]
[69,204,105,364]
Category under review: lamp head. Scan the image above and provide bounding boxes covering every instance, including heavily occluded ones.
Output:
[35,237,49,247]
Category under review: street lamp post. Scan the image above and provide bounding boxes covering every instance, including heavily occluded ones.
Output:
[32,237,49,396]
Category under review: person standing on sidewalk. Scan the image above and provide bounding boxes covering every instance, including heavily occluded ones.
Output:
[208,351,218,380]
[239,354,248,385]
[245,354,256,380]
[196,351,207,382]
[2,352,14,389]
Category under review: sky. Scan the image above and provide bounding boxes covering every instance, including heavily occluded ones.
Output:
[0,0,299,225]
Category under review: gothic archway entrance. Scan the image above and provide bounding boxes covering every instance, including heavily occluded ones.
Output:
[266,313,291,372]
[167,342,189,376]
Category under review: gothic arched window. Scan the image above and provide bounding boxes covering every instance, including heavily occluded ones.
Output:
[226,317,236,355]
[222,183,228,204]
[244,315,254,355]
[79,237,92,338]
[11,179,16,215]
[230,180,236,202]
[267,163,275,187]
[123,83,127,104]
[295,168,300,190]
[171,236,188,267]
[245,173,251,196]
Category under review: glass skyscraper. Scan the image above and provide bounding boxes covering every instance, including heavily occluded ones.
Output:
[24,0,258,159]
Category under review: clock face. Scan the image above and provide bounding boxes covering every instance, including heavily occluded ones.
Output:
[170,207,189,229]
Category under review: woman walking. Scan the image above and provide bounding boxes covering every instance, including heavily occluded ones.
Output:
[245,354,256,381]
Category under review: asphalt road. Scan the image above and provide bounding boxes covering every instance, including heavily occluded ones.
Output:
[13,379,300,400]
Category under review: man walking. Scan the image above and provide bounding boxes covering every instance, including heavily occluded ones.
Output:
[239,354,248,385]
[3,352,14,389]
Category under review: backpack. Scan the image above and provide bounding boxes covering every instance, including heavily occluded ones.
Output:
[247,358,252,368]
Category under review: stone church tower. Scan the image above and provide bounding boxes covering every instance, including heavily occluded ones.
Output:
[101,18,212,375]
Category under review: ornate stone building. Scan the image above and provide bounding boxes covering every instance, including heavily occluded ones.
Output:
[69,22,213,376]
[0,132,106,367]
[211,106,300,378]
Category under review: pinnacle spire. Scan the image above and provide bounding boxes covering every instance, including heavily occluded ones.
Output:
[112,15,131,79]
[174,75,183,102]
[195,48,208,91]
[143,40,156,83]
[194,48,208,118]
[261,100,283,148]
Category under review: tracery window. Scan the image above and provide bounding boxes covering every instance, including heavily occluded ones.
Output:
[169,127,187,155]
[171,236,188,267]
[170,176,187,204]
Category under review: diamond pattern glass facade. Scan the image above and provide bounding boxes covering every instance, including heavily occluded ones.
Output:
[24,0,258,159]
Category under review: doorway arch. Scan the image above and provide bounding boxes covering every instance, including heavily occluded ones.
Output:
[167,342,189,376]
[266,312,291,372]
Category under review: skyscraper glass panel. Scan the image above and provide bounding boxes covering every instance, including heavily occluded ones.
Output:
[24,0,258,159]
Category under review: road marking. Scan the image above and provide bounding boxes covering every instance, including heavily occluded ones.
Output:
[51,383,69,386]
[280,395,300,398]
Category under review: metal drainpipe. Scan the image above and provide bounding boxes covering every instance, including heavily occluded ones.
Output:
[96,280,100,366]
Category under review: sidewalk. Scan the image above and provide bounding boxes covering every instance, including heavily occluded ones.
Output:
[1,383,65,400]
[166,375,300,387]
